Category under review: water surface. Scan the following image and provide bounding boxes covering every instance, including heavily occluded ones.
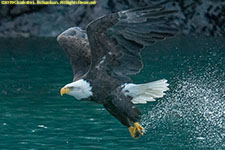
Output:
[0,36,224,149]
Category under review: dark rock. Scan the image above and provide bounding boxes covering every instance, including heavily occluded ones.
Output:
[0,0,224,37]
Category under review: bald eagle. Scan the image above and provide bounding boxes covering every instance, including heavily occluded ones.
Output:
[58,4,178,138]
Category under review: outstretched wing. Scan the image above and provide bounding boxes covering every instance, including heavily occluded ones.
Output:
[87,4,178,82]
[57,27,91,81]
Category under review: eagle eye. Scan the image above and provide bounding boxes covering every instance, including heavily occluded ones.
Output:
[67,86,74,89]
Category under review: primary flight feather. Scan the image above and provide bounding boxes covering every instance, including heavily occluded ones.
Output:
[57,3,178,138]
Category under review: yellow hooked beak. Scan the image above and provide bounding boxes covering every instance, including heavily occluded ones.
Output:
[60,87,71,96]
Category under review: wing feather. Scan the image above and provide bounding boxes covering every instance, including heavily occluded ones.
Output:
[57,27,91,81]
[86,3,178,81]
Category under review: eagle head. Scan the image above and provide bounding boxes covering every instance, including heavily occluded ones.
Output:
[60,79,93,100]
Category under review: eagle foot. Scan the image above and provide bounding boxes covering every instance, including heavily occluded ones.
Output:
[134,122,144,135]
[128,122,144,139]
[128,126,139,139]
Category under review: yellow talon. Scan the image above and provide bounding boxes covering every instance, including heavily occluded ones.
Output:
[128,122,144,139]
[134,122,144,135]
[128,126,138,139]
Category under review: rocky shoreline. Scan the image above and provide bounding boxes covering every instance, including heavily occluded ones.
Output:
[0,0,224,37]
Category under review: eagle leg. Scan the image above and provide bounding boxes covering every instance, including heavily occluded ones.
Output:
[134,122,144,135]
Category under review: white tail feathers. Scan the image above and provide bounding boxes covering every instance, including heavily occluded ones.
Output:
[122,79,169,104]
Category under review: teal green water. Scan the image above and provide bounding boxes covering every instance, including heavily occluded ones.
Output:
[0,36,224,149]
